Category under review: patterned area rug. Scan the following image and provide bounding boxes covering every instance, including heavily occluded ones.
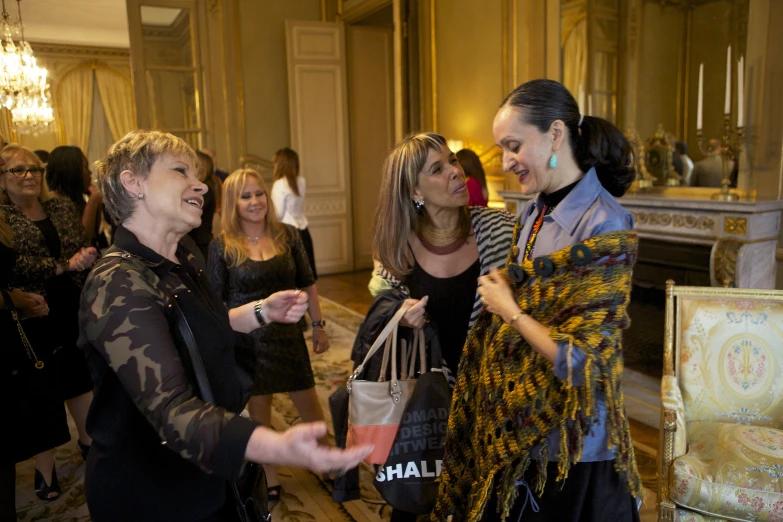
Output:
[15,297,658,521]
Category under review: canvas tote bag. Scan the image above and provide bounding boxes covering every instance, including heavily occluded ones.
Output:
[372,326,450,514]
[346,301,431,465]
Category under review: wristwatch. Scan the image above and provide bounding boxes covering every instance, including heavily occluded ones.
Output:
[254,299,267,326]
[312,319,327,329]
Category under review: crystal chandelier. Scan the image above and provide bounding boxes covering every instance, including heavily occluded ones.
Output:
[0,0,54,133]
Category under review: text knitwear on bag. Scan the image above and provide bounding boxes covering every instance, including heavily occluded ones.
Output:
[432,228,642,521]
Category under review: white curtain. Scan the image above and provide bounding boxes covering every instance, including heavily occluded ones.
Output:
[57,68,94,151]
[86,76,115,168]
[95,69,136,141]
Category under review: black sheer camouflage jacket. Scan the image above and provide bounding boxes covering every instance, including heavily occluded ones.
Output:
[2,197,90,295]
[78,226,258,487]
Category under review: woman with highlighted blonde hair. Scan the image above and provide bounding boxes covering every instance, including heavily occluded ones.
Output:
[208,168,331,503]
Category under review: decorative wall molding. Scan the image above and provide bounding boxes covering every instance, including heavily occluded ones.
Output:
[724,217,747,236]
[713,239,742,287]
[632,211,715,230]
[305,197,347,217]
[31,42,130,59]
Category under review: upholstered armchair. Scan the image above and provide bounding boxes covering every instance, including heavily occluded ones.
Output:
[658,281,783,522]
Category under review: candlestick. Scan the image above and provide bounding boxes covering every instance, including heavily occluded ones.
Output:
[698,115,742,202]
[724,45,731,115]
[737,55,744,127]
[697,63,704,130]
[588,94,593,116]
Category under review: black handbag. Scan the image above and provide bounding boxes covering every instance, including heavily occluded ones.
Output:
[372,326,451,514]
[170,296,271,522]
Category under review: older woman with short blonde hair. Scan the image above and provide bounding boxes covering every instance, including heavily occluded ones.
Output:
[79,130,371,522]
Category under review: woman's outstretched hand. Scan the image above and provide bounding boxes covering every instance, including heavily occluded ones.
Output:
[264,290,309,324]
[245,422,373,475]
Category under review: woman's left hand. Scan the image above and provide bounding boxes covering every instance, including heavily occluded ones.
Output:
[477,267,521,323]
[312,327,330,354]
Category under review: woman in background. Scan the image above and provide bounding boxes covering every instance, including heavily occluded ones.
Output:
[46,145,105,246]
[187,150,220,260]
[1,204,57,515]
[1,145,97,501]
[271,147,317,279]
[208,168,331,502]
[456,148,489,207]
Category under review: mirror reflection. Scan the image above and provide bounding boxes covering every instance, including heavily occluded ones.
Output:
[561,0,749,189]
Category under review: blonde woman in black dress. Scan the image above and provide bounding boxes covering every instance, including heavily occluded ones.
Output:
[207,168,330,501]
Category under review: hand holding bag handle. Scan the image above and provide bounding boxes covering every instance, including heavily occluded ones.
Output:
[347,301,413,390]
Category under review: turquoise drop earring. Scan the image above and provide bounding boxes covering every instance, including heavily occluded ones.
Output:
[548,154,558,169]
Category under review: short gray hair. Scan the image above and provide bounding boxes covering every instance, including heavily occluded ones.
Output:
[96,130,197,224]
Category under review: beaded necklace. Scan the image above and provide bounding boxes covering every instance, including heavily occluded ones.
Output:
[523,204,554,261]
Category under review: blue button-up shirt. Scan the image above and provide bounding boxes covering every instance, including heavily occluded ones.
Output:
[516,168,634,462]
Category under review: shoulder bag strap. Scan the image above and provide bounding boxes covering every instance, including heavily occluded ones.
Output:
[170,295,215,404]
[103,250,216,403]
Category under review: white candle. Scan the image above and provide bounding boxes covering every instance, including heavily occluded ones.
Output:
[737,55,744,127]
[697,63,704,131]
[588,94,593,116]
[724,45,731,115]
[577,84,585,116]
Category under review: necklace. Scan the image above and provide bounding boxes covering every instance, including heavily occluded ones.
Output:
[417,213,470,255]
[247,236,262,246]
[417,233,468,255]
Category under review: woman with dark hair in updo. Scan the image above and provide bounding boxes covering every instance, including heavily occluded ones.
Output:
[434,79,641,522]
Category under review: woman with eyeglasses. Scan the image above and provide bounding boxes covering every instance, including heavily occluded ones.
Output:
[0,144,98,502]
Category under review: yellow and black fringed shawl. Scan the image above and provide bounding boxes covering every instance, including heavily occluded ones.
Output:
[432,229,642,522]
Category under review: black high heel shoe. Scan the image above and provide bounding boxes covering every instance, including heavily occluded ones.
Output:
[34,466,60,502]
[77,440,90,461]
[267,485,282,503]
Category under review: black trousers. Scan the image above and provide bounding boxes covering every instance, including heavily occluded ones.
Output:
[482,460,640,522]
[299,227,318,280]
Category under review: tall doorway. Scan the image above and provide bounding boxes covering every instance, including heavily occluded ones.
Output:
[346,5,396,270]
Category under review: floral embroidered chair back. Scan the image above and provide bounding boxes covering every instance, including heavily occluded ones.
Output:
[676,293,783,427]
[658,281,783,522]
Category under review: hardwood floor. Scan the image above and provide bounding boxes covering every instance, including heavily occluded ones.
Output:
[317,269,374,315]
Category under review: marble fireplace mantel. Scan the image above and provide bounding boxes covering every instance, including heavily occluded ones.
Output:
[498,191,783,289]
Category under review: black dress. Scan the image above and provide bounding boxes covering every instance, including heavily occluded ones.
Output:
[407,257,481,373]
[0,240,70,464]
[2,198,94,401]
[208,226,316,395]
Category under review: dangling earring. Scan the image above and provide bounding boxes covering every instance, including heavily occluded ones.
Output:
[413,198,424,211]
[548,154,558,169]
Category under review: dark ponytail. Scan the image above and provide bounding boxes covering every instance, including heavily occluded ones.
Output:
[501,79,635,197]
